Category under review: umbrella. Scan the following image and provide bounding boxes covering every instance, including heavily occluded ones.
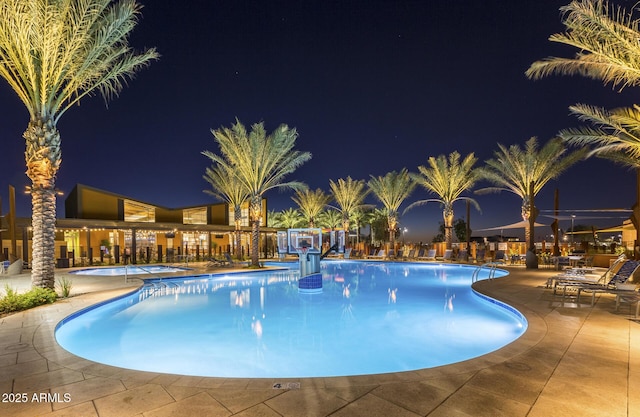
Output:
[476,220,548,232]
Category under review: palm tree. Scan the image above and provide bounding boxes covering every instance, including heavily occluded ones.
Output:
[526,0,640,167]
[317,209,342,230]
[292,188,330,227]
[329,177,369,246]
[273,208,305,229]
[201,161,249,260]
[526,0,640,91]
[406,152,480,250]
[208,120,311,267]
[0,0,158,288]
[476,138,586,243]
[558,104,640,168]
[367,169,416,250]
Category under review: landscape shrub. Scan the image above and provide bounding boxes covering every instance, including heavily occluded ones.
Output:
[0,285,57,314]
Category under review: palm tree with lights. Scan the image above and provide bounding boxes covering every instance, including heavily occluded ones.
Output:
[526,0,640,165]
[406,152,480,250]
[317,209,342,230]
[292,188,330,228]
[0,0,158,288]
[367,169,416,251]
[202,161,249,260]
[476,137,586,244]
[273,208,305,229]
[329,177,369,246]
[208,120,311,267]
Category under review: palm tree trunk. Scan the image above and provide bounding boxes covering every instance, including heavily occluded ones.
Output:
[24,118,61,289]
[30,187,57,288]
[250,197,261,267]
[443,206,454,250]
[251,219,260,266]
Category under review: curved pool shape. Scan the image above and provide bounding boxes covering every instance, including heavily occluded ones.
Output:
[56,261,525,378]
[69,265,190,276]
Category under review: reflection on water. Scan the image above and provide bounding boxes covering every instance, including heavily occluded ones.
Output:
[56,261,523,378]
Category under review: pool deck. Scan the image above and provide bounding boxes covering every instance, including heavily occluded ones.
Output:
[0,263,638,417]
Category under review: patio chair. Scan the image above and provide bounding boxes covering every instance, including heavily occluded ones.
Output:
[550,254,626,291]
[475,249,486,264]
[493,250,507,263]
[437,249,453,262]
[559,259,639,304]
[367,249,385,259]
[419,249,436,261]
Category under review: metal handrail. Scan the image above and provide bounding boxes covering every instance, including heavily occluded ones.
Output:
[472,262,502,283]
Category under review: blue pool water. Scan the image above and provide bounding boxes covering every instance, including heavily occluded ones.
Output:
[56,261,525,378]
[69,265,190,276]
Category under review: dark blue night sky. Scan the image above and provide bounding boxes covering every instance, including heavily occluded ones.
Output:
[0,0,636,241]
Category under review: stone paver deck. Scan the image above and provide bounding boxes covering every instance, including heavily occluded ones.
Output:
[0,264,638,416]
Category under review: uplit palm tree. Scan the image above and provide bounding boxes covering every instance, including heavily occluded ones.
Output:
[526,0,640,167]
[202,161,249,260]
[273,208,305,229]
[0,0,158,288]
[349,209,367,245]
[208,120,311,267]
[526,0,640,91]
[292,188,330,227]
[317,209,342,230]
[476,138,586,243]
[367,169,416,249]
[406,152,480,250]
[329,177,369,246]
[559,104,640,168]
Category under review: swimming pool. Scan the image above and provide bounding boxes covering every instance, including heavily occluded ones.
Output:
[69,265,190,276]
[56,261,525,378]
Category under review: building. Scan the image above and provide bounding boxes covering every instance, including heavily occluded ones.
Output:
[0,184,278,267]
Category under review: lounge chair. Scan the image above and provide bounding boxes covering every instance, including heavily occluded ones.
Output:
[475,249,486,264]
[550,254,626,291]
[436,249,453,262]
[576,260,640,305]
[456,249,468,262]
[406,249,416,260]
[493,250,507,263]
[557,259,639,304]
[206,256,228,267]
[368,249,385,259]
[419,249,436,261]
[414,248,425,259]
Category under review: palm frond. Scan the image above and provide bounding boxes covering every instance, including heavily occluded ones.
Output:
[526,0,640,90]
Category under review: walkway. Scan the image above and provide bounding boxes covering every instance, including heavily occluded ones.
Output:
[0,265,638,416]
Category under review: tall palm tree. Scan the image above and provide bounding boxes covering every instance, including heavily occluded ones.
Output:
[0,0,158,288]
[292,188,330,227]
[329,177,369,246]
[526,0,640,91]
[406,152,480,249]
[317,209,342,230]
[476,138,586,243]
[274,208,305,229]
[367,169,416,249]
[558,104,640,168]
[527,0,640,167]
[201,161,249,260]
[208,120,311,267]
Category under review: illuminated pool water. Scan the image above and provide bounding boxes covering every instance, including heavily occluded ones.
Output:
[56,261,525,378]
[69,265,190,276]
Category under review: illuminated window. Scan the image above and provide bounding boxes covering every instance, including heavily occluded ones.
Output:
[124,200,155,222]
[183,207,207,225]
[228,205,249,227]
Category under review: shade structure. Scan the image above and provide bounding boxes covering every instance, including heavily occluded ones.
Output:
[476,220,548,232]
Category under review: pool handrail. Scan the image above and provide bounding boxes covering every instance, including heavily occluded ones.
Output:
[472,262,503,282]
